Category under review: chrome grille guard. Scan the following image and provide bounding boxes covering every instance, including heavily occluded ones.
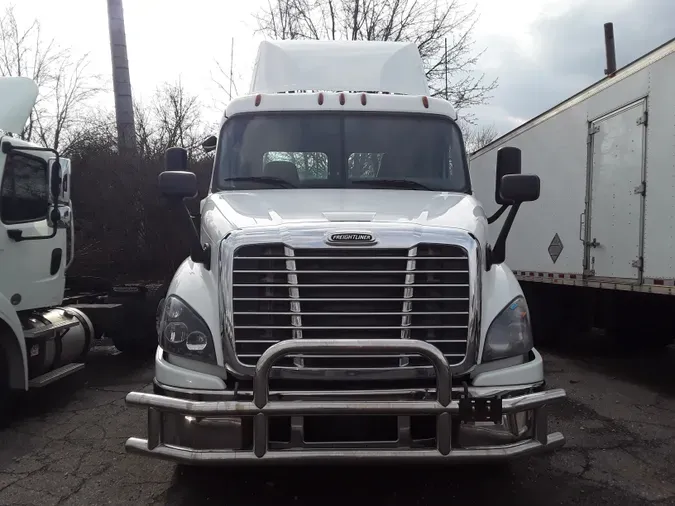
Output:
[125,339,567,463]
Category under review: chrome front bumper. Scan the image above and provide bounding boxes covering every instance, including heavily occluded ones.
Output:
[125,339,566,464]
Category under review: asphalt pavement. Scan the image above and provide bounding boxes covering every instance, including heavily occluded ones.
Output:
[1,332,674,506]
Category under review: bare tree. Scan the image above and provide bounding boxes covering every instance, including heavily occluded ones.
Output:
[134,79,213,161]
[62,107,118,157]
[0,5,103,151]
[255,0,497,118]
[211,38,246,109]
[462,123,497,153]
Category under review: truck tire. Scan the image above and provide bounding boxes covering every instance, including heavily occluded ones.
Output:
[110,283,167,357]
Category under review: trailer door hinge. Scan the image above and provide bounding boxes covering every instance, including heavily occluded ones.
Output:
[633,182,646,196]
[637,111,648,126]
[632,257,644,271]
[589,124,600,135]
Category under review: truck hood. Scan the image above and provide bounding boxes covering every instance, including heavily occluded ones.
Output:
[208,189,486,233]
[0,77,38,134]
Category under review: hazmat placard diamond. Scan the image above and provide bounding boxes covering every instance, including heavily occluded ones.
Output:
[548,233,564,263]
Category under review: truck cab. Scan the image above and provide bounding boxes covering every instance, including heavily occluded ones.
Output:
[0,77,163,418]
[125,40,566,463]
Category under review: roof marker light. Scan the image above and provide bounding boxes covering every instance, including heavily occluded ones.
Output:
[422,96,429,108]
[255,94,262,106]
[318,92,324,105]
[339,92,346,105]
[361,93,367,106]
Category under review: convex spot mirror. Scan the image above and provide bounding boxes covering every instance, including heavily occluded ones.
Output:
[202,135,217,153]
[158,171,198,200]
[500,174,540,203]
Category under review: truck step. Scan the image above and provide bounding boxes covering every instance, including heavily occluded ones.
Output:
[28,363,85,389]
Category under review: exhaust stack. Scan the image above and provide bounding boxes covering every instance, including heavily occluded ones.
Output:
[604,22,617,76]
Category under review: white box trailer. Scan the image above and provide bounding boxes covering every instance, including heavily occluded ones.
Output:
[470,36,675,348]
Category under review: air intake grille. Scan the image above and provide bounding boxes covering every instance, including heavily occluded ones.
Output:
[231,243,470,368]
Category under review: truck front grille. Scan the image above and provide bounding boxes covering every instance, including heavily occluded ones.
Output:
[231,243,470,369]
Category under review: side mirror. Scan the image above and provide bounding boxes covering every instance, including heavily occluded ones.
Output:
[495,146,521,205]
[49,157,71,204]
[499,174,540,203]
[49,159,61,202]
[48,204,72,229]
[158,169,210,269]
[158,171,198,200]
[202,135,217,154]
[165,146,189,171]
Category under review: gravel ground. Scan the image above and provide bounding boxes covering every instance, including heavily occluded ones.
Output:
[1,334,674,506]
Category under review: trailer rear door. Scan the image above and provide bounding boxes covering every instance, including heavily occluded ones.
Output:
[586,99,647,281]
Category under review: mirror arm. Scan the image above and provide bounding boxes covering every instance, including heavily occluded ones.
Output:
[486,203,521,270]
[182,201,211,270]
[3,141,61,242]
[487,204,509,224]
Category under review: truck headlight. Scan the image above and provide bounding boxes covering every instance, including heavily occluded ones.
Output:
[159,295,216,364]
[482,296,533,362]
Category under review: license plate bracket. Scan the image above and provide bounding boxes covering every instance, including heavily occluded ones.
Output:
[458,397,503,423]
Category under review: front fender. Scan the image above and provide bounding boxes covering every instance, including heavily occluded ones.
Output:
[478,263,525,362]
[0,292,28,390]
[166,257,223,365]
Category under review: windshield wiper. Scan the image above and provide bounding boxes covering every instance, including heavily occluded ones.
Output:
[350,178,433,191]
[222,176,297,188]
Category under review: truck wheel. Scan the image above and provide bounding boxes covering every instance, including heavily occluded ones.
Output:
[110,283,167,357]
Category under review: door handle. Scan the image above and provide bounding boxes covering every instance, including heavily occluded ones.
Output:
[578,211,585,242]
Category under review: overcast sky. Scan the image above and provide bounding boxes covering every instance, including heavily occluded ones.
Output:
[6,0,674,136]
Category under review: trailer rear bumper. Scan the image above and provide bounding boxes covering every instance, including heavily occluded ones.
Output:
[125,339,566,464]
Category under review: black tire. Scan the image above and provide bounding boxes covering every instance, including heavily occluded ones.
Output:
[110,283,167,357]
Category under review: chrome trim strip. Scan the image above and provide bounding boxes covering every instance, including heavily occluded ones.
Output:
[152,378,546,401]
[400,246,416,367]
[126,434,566,464]
[218,223,482,380]
[285,246,303,367]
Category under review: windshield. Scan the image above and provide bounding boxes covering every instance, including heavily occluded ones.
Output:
[213,112,470,192]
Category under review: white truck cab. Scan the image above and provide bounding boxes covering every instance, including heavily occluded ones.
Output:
[0,77,165,420]
[125,40,566,463]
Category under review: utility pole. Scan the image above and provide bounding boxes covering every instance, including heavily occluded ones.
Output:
[107,0,137,154]
[107,0,145,261]
[444,38,448,100]
[229,37,234,99]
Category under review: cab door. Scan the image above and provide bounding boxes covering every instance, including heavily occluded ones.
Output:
[0,146,65,311]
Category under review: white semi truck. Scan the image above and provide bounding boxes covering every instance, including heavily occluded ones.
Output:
[125,40,567,464]
[0,77,166,421]
[470,33,675,348]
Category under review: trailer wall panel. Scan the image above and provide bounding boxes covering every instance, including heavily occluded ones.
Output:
[470,40,675,288]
